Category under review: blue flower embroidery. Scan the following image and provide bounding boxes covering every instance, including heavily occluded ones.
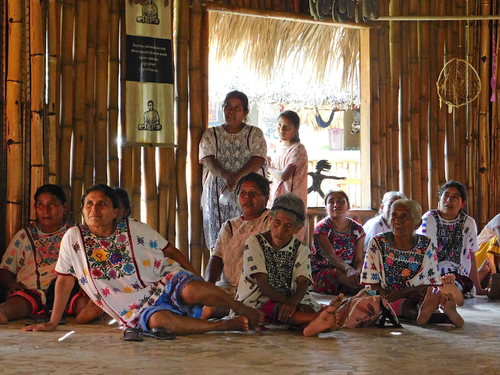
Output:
[119,309,128,316]
[109,253,123,265]
[149,240,158,249]
[123,263,135,274]
[14,240,21,248]
[409,262,419,271]
[79,276,87,285]
[370,273,379,281]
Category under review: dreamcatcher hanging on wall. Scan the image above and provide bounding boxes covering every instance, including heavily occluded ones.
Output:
[436,57,481,113]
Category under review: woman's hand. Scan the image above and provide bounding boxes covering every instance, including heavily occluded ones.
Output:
[345,267,360,288]
[222,171,240,191]
[23,322,58,332]
[277,298,299,322]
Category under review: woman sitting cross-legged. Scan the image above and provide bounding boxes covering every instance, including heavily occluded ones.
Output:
[236,193,342,337]
[310,190,365,295]
[361,198,464,327]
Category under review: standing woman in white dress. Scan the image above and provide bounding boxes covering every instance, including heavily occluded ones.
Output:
[199,91,267,249]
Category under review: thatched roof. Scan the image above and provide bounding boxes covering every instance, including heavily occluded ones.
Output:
[208,11,360,109]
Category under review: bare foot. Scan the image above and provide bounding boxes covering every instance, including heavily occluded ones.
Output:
[417,287,440,325]
[75,300,103,324]
[438,274,464,307]
[330,293,344,310]
[217,315,250,332]
[0,308,8,324]
[441,273,456,285]
[238,305,264,331]
[442,293,464,327]
[303,305,339,337]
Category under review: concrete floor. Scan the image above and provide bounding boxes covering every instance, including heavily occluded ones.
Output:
[1,295,499,375]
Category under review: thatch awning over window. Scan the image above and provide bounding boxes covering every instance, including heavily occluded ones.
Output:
[208,11,360,110]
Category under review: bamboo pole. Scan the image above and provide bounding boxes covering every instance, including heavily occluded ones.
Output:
[166,148,177,244]
[59,0,76,201]
[408,0,421,203]
[84,0,98,191]
[175,0,189,257]
[158,148,169,239]
[453,0,468,186]
[399,2,410,198]
[107,0,120,187]
[389,0,401,191]
[492,24,500,215]
[47,0,59,184]
[55,0,62,168]
[377,0,388,195]
[201,8,210,269]
[131,147,142,222]
[157,2,174,240]
[444,2,456,180]
[188,1,205,272]
[436,0,446,188]
[418,0,430,212]
[466,0,480,218]
[368,27,381,209]
[30,0,45,217]
[94,0,110,185]
[120,2,133,196]
[478,0,491,228]
[143,147,158,230]
[428,1,439,209]
[70,0,89,221]
[6,0,24,243]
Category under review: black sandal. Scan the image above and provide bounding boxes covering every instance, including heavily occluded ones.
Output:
[122,327,144,341]
[142,327,176,340]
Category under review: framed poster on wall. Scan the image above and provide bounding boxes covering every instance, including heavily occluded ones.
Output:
[123,0,174,147]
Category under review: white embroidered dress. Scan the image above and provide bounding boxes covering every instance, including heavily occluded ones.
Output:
[56,219,185,328]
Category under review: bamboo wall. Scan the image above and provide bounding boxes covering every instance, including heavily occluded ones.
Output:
[368,0,500,229]
[1,0,499,265]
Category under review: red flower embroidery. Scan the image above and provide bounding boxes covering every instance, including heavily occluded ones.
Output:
[92,268,103,278]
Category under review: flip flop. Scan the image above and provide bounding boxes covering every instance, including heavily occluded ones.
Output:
[122,327,144,341]
[142,327,176,340]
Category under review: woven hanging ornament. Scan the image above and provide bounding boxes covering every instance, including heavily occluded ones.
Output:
[436,58,481,113]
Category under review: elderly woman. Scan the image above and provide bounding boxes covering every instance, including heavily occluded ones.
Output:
[362,199,464,327]
[236,193,341,337]
[199,91,267,250]
[205,172,272,297]
[310,190,365,295]
[0,184,77,323]
[25,184,264,336]
[363,191,406,255]
[417,181,489,297]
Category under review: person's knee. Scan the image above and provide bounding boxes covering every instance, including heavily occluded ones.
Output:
[180,280,204,304]
[148,310,175,332]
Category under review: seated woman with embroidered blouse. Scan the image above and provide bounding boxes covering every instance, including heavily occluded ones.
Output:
[362,198,464,326]
[236,193,342,337]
